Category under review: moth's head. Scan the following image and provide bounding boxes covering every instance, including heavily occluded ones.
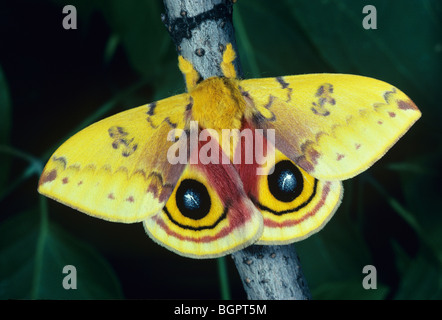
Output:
[190,77,245,132]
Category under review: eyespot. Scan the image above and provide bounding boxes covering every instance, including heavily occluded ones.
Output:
[255,153,317,215]
[267,160,303,203]
[176,179,211,220]
[249,149,343,245]
[163,167,225,231]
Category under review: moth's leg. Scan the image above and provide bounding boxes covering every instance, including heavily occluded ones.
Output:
[221,43,237,79]
[178,56,200,92]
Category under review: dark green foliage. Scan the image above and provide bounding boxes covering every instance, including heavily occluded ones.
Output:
[0,201,123,299]
[0,0,440,299]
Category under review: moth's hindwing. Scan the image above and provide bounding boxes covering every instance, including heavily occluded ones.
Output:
[144,139,263,259]
[254,150,342,244]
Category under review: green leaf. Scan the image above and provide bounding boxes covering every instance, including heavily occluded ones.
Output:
[285,0,442,102]
[394,251,442,299]
[313,280,389,300]
[0,65,12,189]
[103,33,121,66]
[99,0,172,77]
[234,0,332,77]
[0,202,123,299]
[51,0,172,78]
[399,152,442,254]
[296,188,373,291]
[217,257,231,300]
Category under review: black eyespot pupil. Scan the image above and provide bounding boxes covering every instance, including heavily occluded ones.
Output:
[176,179,211,220]
[268,160,303,202]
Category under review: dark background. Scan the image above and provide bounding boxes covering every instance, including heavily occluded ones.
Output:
[0,0,441,299]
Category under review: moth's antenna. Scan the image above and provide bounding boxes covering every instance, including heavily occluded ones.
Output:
[220,43,237,79]
[178,56,200,91]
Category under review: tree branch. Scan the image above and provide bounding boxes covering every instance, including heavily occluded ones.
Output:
[162,0,311,300]
[162,0,241,79]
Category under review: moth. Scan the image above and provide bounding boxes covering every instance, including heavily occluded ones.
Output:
[38,44,421,258]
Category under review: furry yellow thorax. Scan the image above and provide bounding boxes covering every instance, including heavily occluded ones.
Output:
[190,76,245,132]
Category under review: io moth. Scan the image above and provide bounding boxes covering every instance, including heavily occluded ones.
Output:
[38,44,421,258]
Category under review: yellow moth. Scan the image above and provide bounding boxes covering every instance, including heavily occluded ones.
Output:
[38,44,421,258]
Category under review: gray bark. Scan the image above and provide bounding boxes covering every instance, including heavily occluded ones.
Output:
[162,0,241,79]
[162,0,311,300]
[230,245,311,300]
